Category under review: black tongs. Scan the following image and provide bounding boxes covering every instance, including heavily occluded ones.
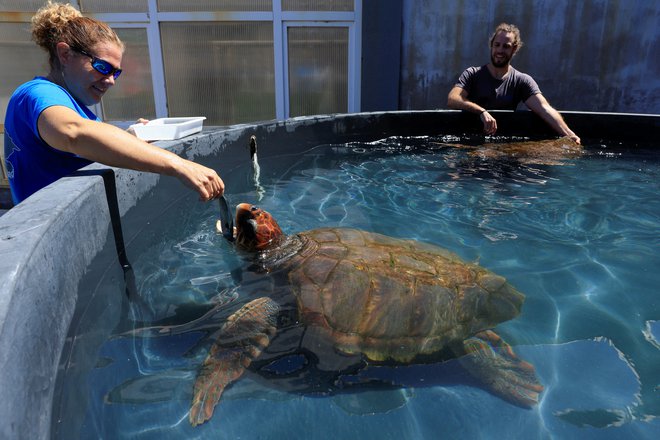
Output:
[217,195,235,242]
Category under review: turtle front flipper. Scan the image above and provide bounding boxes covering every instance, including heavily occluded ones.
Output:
[189,297,280,426]
[458,330,543,408]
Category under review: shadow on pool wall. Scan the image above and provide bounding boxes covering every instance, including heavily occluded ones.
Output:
[0,110,658,439]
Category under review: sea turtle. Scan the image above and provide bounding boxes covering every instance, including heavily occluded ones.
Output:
[438,136,583,165]
[185,203,543,426]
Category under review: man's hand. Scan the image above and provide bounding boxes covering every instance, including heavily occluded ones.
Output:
[448,87,498,135]
[480,110,498,135]
[566,132,581,145]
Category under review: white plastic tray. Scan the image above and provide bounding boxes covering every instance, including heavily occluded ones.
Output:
[130,117,206,141]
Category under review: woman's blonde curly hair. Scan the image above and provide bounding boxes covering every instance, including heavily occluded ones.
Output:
[31,1,124,70]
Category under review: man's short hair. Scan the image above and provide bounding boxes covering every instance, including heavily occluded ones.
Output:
[490,23,524,52]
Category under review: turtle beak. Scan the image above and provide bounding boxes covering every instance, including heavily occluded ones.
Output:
[235,203,254,227]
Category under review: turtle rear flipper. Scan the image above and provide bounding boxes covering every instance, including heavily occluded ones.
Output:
[459,330,543,408]
[190,297,279,426]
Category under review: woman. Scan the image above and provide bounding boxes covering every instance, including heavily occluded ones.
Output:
[3,1,224,204]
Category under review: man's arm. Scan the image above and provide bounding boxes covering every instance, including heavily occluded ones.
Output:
[447,86,497,135]
[525,94,580,144]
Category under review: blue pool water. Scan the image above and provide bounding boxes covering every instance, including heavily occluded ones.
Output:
[55,136,659,439]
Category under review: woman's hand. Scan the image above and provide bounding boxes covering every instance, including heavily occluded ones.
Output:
[173,158,225,201]
[126,118,149,137]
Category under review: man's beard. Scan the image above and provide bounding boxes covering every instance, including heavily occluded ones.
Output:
[491,54,510,68]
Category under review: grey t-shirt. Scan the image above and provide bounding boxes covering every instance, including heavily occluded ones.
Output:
[455,65,541,110]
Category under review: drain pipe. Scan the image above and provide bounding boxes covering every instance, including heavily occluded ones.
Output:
[71,168,138,301]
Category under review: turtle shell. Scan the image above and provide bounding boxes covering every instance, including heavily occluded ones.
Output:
[282,227,525,363]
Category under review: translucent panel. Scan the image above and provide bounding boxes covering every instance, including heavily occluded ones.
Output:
[0,23,48,123]
[0,0,47,11]
[160,22,275,125]
[287,27,348,117]
[78,0,148,13]
[282,0,354,11]
[0,0,147,13]
[101,28,156,121]
[157,0,272,12]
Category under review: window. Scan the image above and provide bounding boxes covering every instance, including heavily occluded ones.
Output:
[0,23,46,123]
[282,0,354,11]
[160,21,276,125]
[157,0,272,12]
[102,28,156,121]
[78,0,148,13]
[287,26,348,116]
[0,1,361,124]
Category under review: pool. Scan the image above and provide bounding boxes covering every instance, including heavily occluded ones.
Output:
[0,111,658,439]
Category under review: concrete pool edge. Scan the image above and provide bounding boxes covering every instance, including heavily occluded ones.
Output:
[0,110,658,439]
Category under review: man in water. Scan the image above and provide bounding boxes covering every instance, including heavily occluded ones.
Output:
[447,23,580,144]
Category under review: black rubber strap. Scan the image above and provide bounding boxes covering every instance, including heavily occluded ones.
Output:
[70,169,138,301]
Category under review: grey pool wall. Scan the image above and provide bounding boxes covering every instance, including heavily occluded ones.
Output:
[0,110,658,439]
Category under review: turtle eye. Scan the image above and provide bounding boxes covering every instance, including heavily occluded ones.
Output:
[250,206,259,212]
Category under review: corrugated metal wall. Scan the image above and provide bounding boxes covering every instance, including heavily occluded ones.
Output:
[399,0,660,114]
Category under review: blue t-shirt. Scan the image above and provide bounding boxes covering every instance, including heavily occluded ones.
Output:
[455,65,541,110]
[4,77,98,204]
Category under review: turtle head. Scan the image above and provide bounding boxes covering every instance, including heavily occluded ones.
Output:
[464,273,526,332]
[235,203,284,251]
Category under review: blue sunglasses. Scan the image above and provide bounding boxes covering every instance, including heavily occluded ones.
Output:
[73,47,122,80]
